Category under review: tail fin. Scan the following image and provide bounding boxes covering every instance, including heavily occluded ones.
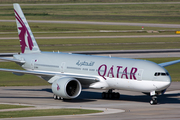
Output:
[13,3,40,53]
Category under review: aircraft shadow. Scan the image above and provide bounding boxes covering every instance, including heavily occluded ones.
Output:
[158,93,180,104]
[0,96,52,99]
[3,88,180,104]
[78,91,180,104]
[5,88,53,93]
[3,88,96,102]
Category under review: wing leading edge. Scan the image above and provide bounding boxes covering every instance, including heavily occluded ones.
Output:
[0,68,99,84]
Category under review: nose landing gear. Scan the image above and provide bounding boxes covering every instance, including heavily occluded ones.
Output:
[150,91,158,105]
[150,96,158,105]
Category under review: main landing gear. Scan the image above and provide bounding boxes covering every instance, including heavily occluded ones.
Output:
[53,94,63,100]
[102,89,120,99]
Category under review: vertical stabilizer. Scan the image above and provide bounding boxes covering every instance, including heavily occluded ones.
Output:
[13,3,40,53]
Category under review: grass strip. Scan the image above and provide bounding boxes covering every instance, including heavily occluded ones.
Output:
[0,109,102,118]
[0,104,32,110]
[1,4,180,24]
[0,37,180,52]
[1,43,180,54]
[0,0,179,4]
[0,62,48,86]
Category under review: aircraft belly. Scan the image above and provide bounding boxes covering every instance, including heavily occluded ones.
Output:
[106,78,166,92]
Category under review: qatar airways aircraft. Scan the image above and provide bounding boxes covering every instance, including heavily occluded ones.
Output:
[0,3,179,105]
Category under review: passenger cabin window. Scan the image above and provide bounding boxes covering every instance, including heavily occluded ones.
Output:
[154,72,169,76]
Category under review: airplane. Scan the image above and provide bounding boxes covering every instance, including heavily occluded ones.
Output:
[0,3,180,105]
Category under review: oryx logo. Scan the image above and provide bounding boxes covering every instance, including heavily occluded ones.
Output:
[57,84,60,91]
[14,10,34,53]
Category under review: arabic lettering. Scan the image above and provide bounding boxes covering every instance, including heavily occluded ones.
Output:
[76,60,95,66]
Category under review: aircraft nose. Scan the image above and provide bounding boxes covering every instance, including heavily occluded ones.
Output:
[153,76,171,91]
[160,76,171,90]
[165,76,171,88]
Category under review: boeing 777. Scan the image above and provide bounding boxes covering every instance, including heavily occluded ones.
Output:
[0,3,179,105]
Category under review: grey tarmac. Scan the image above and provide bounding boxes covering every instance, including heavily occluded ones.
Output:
[0,82,179,120]
[1,49,180,59]
[0,35,180,40]
[72,49,180,58]
[1,20,180,28]
[98,52,180,58]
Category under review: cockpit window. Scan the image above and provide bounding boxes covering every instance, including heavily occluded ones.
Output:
[161,73,166,76]
[154,72,169,76]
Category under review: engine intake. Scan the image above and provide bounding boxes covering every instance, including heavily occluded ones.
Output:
[52,77,81,99]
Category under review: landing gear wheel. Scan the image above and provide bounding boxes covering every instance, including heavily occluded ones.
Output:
[114,93,120,99]
[150,96,158,105]
[57,96,62,100]
[109,93,112,99]
[102,92,106,99]
[53,94,57,100]
[105,93,109,99]
[150,99,157,105]
[102,91,120,99]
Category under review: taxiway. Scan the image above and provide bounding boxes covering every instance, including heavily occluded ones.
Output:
[0,82,179,120]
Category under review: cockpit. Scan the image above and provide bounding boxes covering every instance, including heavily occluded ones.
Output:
[154,72,169,76]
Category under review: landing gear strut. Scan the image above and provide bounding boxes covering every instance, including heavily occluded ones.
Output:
[102,89,120,99]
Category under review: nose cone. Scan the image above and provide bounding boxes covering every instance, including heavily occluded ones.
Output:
[154,76,171,91]
[162,76,171,89]
[166,75,171,86]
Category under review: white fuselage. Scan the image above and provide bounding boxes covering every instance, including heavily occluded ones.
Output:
[14,52,171,93]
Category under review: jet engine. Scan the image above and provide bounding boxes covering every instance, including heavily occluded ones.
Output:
[52,77,81,99]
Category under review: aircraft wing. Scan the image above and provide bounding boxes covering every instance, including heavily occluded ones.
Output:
[0,57,25,63]
[0,68,99,84]
[0,68,55,76]
[158,59,180,67]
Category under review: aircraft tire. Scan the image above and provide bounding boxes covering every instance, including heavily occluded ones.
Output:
[114,93,120,99]
[102,92,106,99]
[105,93,109,99]
[57,96,61,100]
[102,92,120,99]
[53,94,57,100]
[150,98,158,105]
[102,92,109,99]
[109,93,112,99]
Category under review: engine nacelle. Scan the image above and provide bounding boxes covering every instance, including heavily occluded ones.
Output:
[52,77,81,99]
